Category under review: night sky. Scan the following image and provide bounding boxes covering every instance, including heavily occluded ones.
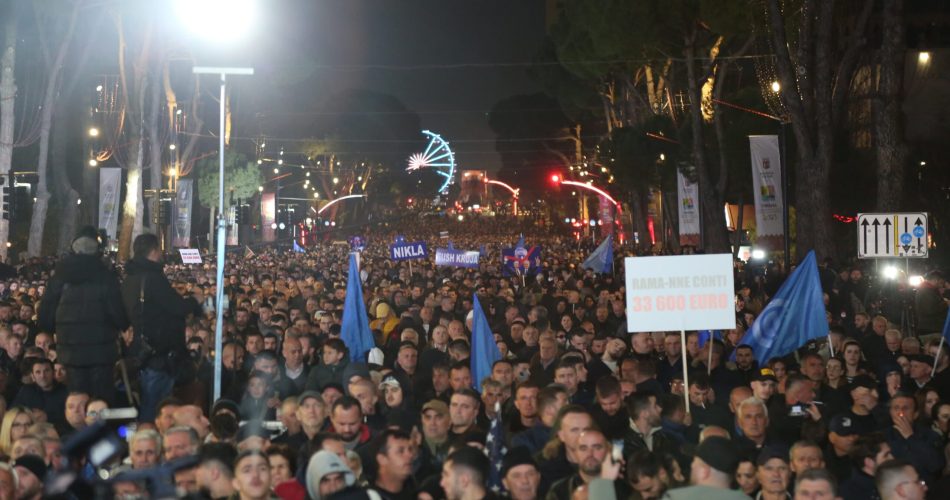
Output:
[233,0,548,172]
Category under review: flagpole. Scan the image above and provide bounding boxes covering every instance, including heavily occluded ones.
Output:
[828,334,835,358]
[933,335,945,379]
[707,334,714,376]
[408,260,413,278]
[681,329,690,414]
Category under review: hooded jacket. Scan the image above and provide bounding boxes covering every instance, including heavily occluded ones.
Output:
[120,256,201,358]
[306,450,356,500]
[38,253,129,366]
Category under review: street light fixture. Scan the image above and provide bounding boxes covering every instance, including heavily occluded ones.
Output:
[88,127,99,137]
[771,81,781,93]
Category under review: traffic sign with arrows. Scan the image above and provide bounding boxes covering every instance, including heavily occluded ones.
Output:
[857,212,928,259]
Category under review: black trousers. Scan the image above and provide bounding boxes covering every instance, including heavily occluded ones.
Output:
[65,364,115,406]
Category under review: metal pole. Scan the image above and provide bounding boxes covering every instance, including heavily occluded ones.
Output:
[681,329,690,414]
[194,67,253,404]
[213,73,226,403]
[780,122,790,272]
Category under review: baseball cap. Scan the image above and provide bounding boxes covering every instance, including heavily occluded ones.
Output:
[753,368,778,383]
[909,354,934,367]
[848,374,877,392]
[380,375,401,390]
[756,445,789,466]
[421,400,448,417]
[829,414,857,436]
[695,436,741,475]
[13,454,47,481]
[502,446,538,477]
[297,391,323,405]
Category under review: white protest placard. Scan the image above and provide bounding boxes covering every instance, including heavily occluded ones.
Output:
[179,249,203,265]
[625,254,735,332]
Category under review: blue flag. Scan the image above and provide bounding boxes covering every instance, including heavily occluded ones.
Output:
[341,253,374,362]
[732,251,828,364]
[292,240,305,253]
[698,330,722,349]
[470,294,501,390]
[582,234,613,273]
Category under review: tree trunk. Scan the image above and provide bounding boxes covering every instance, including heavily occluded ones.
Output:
[27,2,80,257]
[874,0,907,211]
[0,3,18,261]
[684,35,729,253]
[115,15,152,261]
[53,89,79,255]
[145,52,163,234]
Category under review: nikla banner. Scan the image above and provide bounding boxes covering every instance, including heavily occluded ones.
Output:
[390,235,428,261]
[749,135,785,250]
[435,243,480,268]
[676,170,700,247]
[502,237,542,276]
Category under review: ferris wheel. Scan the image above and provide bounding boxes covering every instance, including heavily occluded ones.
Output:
[407,130,456,194]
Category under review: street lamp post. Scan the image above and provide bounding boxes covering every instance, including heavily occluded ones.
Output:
[193,66,253,403]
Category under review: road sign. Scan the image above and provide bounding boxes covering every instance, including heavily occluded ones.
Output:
[857,212,928,259]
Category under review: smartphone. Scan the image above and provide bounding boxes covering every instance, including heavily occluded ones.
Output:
[611,439,624,461]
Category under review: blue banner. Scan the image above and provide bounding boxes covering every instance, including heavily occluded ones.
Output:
[502,236,542,276]
[435,244,480,268]
[390,236,428,261]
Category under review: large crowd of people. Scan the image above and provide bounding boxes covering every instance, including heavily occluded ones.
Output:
[0,214,945,500]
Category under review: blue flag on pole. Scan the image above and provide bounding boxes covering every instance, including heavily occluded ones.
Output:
[732,251,828,364]
[341,253,374,362]
[698,330,722,349]
[293,240,305,253]
[470,294,501,390]
[582,234,613,273]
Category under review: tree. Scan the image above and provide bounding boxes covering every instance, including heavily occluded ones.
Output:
[196,151,262,212]
[874,0,908,211]
[25,0,81,257]
[0,0,20,260]
[764,0,874,258]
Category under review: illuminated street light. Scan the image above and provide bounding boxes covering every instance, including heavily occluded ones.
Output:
[919,52,931,65]
[258,185,263,192]
[169,144,177,151]
[88,159,98,167]
[88,127,99,137]
[174,0,257,43]
[771,81,781,93]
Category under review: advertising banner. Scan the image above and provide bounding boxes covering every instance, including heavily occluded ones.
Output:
[98,168,121,240]
[749,135,785,250]
[677,170,700,246]
[172,179,194,247]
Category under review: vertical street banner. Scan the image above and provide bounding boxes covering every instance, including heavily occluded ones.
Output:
[98,168,121,240]
[261,192,276,242]
[677,170,700,246]
[226,205,239,246]
[172,179,194,248]
[749,135,785,250]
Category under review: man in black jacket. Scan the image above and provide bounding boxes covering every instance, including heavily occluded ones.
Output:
[38,228,129,405]
[121,233,201,422]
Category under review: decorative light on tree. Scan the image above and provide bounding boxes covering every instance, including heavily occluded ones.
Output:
[406,130,456,194]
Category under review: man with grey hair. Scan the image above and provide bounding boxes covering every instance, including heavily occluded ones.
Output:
[734,397,773,459]
[130,429,162,469]
[163,426,199,461]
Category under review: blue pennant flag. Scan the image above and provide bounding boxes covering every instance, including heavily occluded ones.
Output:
[340,253,375,362]
[731,251,828,364]
[486,402,507,494]
[470,294,501,390]
[697,330,722,349]
[292,240,305,253]
[582,234,613,273]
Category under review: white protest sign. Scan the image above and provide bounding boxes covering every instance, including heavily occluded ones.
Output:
[625,254,735,332]
[179,249,203,265]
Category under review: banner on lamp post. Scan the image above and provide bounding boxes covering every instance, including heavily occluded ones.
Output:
[677,170,700,246]
[98,168,121,240]
[749,135,785,250]
[172,179,194,248]
[261,192,276,242]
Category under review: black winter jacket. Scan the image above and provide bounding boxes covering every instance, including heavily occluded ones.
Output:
[121,257,200,359]
[38,254,129,366]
